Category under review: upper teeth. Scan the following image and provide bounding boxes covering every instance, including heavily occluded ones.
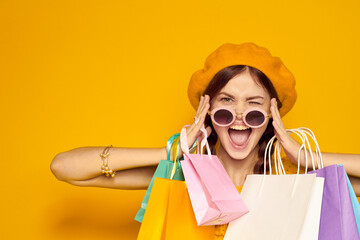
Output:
[230,125,250,130]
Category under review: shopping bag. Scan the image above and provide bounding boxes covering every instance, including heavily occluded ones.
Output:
[166,184,243,239]
[137,176,172,240]
[165,179,218,239]
[290,127,360,240]
[308,164,342,239]
[303,129,360,239]
[337,165,360,239]
[285,128,325,240]
[307,164,360,240]
[224,127,323,240]
[134,133,184,223]
[137,133,215,239]
[180,125,248,226]
[137,177,216,240]
[346,173,360,237]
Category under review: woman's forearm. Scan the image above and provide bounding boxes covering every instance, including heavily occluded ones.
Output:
[297,151,360,178]
[286,142,360,178]
[50,146,167,181]
[288,149,360,196]
[321,152,360,178]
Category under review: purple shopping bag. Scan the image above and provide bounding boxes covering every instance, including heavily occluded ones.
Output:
[309,164,360,240]
[180,126,248,226]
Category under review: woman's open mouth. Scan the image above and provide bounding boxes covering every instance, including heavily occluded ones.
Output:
[228,125,252,149]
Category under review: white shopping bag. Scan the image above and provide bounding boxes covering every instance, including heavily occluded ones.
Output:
[295,128,324,240]
[224,128,324,240]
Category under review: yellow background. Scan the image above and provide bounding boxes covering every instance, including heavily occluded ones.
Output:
[1,0,359,239]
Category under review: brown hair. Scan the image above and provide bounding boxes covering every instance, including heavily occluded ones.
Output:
[203,65,282,174]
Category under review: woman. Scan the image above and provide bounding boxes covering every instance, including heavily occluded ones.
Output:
[50,42,360,192]
[50,43,360,239]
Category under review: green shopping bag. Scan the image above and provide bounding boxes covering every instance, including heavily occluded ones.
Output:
[134,133,184,222]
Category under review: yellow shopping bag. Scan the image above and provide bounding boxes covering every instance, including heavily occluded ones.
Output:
[137,177,214,240]
[165,179,215,239]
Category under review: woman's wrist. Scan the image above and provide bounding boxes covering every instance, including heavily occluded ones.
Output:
[282,137,303,166]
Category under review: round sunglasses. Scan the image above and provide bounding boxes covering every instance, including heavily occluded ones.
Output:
[208,107,271,128]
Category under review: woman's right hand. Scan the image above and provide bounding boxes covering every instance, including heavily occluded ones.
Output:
[185,94,212,150]
[170,95,212,161]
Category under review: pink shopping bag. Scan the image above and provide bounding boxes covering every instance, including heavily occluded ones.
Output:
[180,126,248,226]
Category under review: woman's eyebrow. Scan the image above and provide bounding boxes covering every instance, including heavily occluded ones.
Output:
[246,96,264,100]
[218,92,265,101]
[218,92,236,98]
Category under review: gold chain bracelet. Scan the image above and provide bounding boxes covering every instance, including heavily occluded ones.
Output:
[100,145,116,177]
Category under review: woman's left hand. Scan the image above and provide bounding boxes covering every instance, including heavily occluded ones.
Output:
[270,98,302,165]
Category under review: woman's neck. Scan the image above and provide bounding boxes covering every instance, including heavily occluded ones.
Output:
[217,144,260,187]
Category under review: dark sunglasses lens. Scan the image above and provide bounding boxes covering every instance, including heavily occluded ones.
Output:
[214,109,233,125]
[245,110,265,126]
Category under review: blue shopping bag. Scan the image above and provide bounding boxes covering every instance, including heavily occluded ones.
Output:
[346,171,360,237]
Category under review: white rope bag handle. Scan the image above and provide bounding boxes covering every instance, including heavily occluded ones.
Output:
[264,127,323,175]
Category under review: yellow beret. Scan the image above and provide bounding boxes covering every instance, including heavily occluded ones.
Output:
[187,42,297,117]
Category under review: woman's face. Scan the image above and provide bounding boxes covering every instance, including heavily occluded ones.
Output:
[210,70,272,160]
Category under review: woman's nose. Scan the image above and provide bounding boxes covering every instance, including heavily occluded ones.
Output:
[235,112,243,120]
[234,103,246,120]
